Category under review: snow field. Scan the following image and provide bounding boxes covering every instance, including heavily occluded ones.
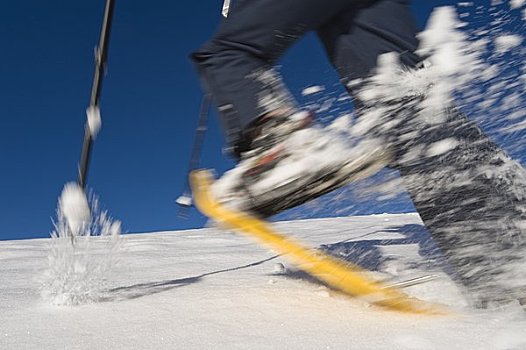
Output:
[1,214,525,349]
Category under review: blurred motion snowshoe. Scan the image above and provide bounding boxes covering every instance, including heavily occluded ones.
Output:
[212,111,393,217]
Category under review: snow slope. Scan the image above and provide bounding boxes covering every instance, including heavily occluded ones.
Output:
[1,214,525,349]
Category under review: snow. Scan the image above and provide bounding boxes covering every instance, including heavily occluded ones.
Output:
[1,214,525,349]
[425,138,460,157]
[510,0,525,9]
[494,34,523,53]
[301,85,325,96]
[42,194,121,306]
[3,3,524,349]
[451,1,526,160]
[59,183,91,235]
[86,106,102,139]
[214,4,526,217]
[249,125,386,194]
[175,194,193,207]
[212,115,390,210]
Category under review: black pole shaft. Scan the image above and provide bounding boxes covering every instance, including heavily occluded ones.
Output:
[78,128,93,189]
[78,0,116,189]
[189,94,212,173]
[176,94,211,216]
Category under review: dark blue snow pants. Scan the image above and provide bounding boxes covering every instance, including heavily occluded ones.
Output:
[192,0,526,304]
[192,0,421,154]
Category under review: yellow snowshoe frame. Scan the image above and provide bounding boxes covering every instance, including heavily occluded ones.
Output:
[191,169,447,315]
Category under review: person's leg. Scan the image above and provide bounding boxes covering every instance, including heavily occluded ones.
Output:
[318,0,526,304]
[397,107,526,305]
[317,0,422,94]
[192,0,355,156]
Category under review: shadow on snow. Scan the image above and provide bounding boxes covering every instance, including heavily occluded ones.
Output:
[103,255,279,302]
[278,224,447,286]
[105,224,444,301]
[319,224,445,271]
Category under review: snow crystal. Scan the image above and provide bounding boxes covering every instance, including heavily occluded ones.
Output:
[176,194,192,207]
[301,85,325,96]
[425,138,460,157]
[510,0,525,9]
[494,34,523,53]
[328,114,351,132]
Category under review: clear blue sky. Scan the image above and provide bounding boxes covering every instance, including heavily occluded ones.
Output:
[0,0,516,240]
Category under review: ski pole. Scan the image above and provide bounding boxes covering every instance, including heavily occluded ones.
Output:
[176,1,230,217]
[176,94,212,217]
[78,0,116,189]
